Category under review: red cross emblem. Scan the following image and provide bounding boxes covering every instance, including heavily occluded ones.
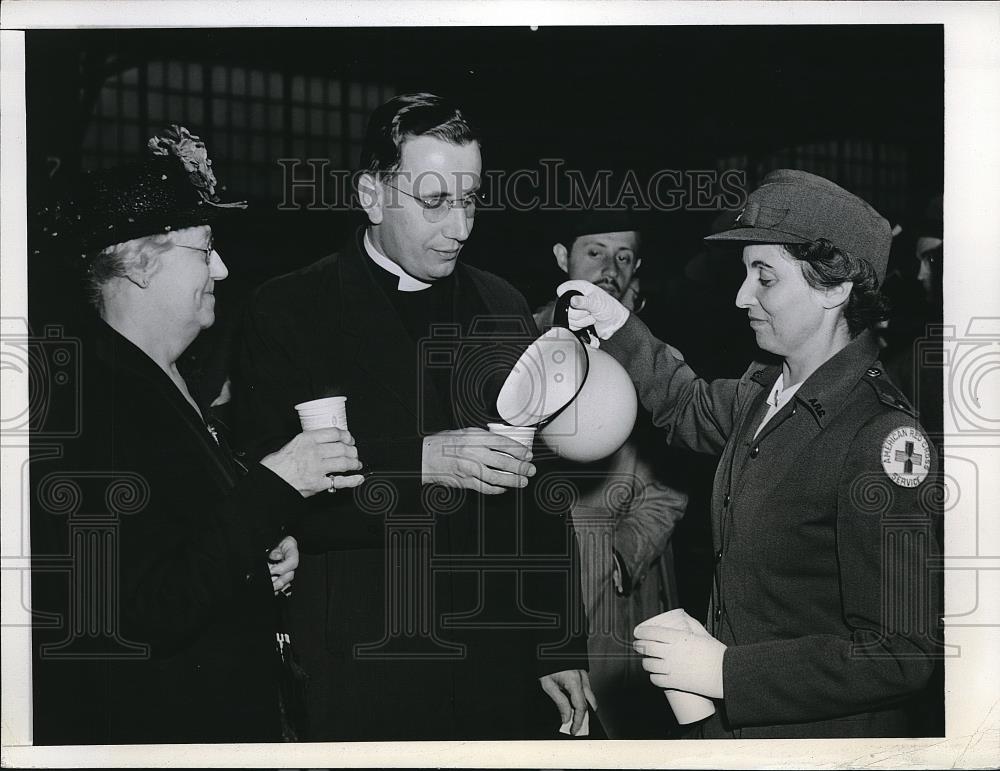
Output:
[881,426,931,487]
[894,441,923,474]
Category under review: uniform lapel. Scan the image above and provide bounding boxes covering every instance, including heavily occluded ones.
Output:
[728,333,881,504]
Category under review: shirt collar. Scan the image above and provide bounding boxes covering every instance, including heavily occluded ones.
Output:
[363,230,432,292]
[746,331,880,428]
[792,330,881,427]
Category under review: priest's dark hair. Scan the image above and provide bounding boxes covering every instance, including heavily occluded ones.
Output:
[360,92,480,178]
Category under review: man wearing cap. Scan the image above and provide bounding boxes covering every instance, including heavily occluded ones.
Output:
[235,93,592,740]
[534,213,688,738]
[560,169,942,738]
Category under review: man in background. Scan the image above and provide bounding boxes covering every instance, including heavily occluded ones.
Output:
[534,211,688,738]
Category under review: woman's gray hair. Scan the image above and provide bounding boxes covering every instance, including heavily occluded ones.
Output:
[85,231,177,311]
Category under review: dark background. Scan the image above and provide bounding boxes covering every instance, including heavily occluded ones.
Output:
[25,24,944,627]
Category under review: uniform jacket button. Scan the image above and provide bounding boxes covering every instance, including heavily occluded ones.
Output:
[715,607,722,621]
[723,494,731,507]
[750,446,760,458]
[715,549,723,562]
[245,572,253,583]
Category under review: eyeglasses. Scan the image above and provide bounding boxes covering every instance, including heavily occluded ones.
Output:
[381,182,485,223]
[175,242,215,262]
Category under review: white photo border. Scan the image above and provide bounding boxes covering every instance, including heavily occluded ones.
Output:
[2,1,998,767]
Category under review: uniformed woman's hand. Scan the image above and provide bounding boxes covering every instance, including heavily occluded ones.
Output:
[633,623,727,700]
[556,279,630,340]
[260,427,365,497]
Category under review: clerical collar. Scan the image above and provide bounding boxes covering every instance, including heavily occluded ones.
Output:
[364,230,432,292]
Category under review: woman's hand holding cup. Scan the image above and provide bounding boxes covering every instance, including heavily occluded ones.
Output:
[261,427,365,497]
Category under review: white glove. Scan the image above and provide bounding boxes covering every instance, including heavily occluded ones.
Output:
[633,618,727,699]
[556,280,630,341]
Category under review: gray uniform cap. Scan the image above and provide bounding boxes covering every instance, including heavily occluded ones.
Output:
[705,169,892,283]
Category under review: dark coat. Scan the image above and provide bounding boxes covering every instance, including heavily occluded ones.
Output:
[31,319,301,744]
[605,315,942,739]
[234,229,589,741]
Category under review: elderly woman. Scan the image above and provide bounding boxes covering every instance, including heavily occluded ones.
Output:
[31,127,363,744]
[559,169,941,738]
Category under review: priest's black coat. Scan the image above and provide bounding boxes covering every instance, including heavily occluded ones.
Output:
[235,229,590,740]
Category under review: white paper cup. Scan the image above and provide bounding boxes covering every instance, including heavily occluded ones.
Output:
[295,396,348,431]
[664,689,716,725]
[487,422,535,478]
[487,422,536,449]
[638,608,717,725]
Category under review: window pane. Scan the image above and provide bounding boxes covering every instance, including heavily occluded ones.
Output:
[167,61,185,90]
[212,65,227,92]
[310,77,324,104]
[269,72,283,99]
[326,80,341,106]
[230,133,248,160]
[231,102,247,128]
[82,123,100,150]
[348,112,364,139]
[121,89,138,119]
[188,63,203,91]
[349,83,362,107]
[249,134,265,162]
[327,109,342,137]
[231,68,246,95]
[122,124,140,153]
[350,141,363,169]
[99,87,117,118]
[148,91,164,121]
[212,97,229,126]
[187,96,204,125]
[309,108,325,135]
[121,67,139,87]
[101,122,117,150]
[250,104,265,130]
[291,107,306,134]
[365,84,379,109]
[306,137,328,158]
[148,61,163,87]
[167,94,184,120]
[269,104,284,132]
[250,69,266,98]
[291,75,305,102]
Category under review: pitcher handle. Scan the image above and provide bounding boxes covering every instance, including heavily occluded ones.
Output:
[553,289,598,345]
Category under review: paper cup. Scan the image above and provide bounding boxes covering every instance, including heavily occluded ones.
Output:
[487,422,536,449]
[638,608,717,725]
[664,689,716,724]
[295,396,348,431]
[487,422,535,478]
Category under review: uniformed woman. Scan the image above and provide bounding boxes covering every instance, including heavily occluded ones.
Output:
[557,169,941,738]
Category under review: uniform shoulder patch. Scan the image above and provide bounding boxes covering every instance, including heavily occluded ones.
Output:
[880,426,931,487]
